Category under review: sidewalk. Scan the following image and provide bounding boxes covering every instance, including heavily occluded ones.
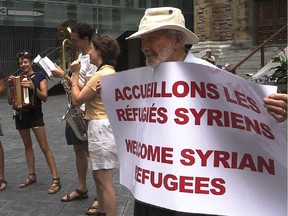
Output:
[0,91,134,216]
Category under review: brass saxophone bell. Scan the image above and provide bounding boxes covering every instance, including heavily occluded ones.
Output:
[56,19,77,40]
[56,19,78,71]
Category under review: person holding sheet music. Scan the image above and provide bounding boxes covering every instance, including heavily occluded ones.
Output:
[6,51,61,194]
[51,23,99,211]
[125,6,287,216]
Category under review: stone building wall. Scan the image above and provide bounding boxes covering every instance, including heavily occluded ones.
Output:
[192,0,286,79]
[194,0,253,42]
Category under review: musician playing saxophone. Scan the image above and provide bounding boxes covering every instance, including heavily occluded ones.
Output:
[6,51,61,194]
[51,23,98,205]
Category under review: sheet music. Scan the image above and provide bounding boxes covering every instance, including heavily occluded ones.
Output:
[33,54,55,80]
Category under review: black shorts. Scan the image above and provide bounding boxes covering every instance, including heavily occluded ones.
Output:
[134,200,218,216]
[65,122,88,149]
[16,116,45,130]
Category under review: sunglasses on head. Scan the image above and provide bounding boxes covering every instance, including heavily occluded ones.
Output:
[17,51,33,60]
[20,51,29,55]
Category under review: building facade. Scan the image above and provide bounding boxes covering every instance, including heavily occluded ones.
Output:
[0,0,194,78]
[191,0,287,78]
[193,0,287,45]
[1,0,286,80]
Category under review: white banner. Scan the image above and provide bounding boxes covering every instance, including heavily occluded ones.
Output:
[101,62,287,216]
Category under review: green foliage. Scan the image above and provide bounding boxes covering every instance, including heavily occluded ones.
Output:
[268,50,287,93]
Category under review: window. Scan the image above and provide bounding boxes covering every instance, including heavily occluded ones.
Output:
[125,0,133,8]
[151,0,160,7]
[139,0,146,8]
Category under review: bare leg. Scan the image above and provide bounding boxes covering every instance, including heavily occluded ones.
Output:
[0,142,7,191]
[32,126,61,194]
[18,129,38,188]
[61,144,89,201]
[19,129,36,175]
[32,126,58,178]
[74,144,88,192]
[93,169,116,216]
[0,143,4,179]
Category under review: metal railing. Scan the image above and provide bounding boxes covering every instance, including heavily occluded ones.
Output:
[231,24,287,72]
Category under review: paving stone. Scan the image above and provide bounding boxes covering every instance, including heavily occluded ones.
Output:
[0,93,135,216]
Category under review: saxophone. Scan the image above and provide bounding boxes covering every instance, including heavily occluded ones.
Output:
[57,20,88,141]
[61,74,88,141]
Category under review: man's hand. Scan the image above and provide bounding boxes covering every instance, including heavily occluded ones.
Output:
[51,65,64,77]
[263,93,288,122]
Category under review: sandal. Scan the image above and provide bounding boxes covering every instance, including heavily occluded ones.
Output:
[61,188,88,202]
[19,173,37,188]
[86,198,99,215]
[0,179,7,191]
[48,177,61,194]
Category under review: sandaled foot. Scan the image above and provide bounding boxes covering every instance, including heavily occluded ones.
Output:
[86,198,99,215]
[48,177,61,194]
[0,179,7,191]
[61,188,88,202]
[19,173,37,188]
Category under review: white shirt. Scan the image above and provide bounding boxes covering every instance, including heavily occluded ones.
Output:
[77,53,97,86]
[77,53,97,110]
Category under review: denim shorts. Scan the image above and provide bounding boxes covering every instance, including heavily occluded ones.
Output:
[65,122,88,150]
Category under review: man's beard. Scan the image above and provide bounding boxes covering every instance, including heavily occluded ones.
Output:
[145,43,174,67]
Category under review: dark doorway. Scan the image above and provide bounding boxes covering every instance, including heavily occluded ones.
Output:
[256,0,287,44]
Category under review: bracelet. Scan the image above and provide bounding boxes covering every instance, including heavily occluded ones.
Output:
[71,84,78,87]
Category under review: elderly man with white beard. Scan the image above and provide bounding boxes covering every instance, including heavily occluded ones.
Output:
[125,6,288,216]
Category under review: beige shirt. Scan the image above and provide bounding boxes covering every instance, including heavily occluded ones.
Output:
[85,65,115,120]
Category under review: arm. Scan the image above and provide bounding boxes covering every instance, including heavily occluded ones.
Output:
[70,61,98,106]
[37,79,48,102]
[210,56,216,64]
[21,76,48,102]
[263,93,287,122]
[72,83,97,106]
[51,64,64,77]
[0,79,5,94]
[201,55,208,60]
[6,76,15,105]
[51,65,72,85]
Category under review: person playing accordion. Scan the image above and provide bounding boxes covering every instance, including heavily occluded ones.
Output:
[6,51,62,194]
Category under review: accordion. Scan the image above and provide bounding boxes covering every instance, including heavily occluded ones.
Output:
[8,75,36,111]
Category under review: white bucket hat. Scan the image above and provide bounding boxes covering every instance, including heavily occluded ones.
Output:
[126,7,199,45]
